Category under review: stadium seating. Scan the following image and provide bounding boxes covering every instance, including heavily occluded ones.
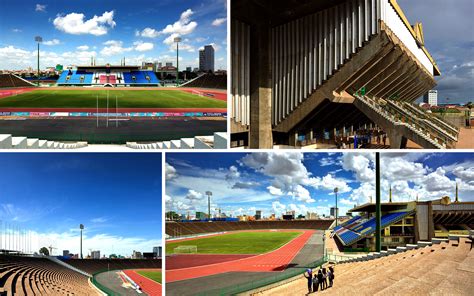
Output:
[262,236,474,295]
[0,134,88,149]
[60,259,162,275]
[334,211,414,246]
[0,255,96,295]
[165,220,334,237]
[0,74,35,88]
[123,71,159,84]
[181,74,226,89]
[57,70,93,85]
[126,132,228,150]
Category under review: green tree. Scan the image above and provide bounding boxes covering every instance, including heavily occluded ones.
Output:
[39,247,49,256]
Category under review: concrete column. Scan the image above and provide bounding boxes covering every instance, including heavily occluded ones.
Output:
[249,21,273,148]
[306,129,314,142]
[289,131,298,147]
[387,130,407,149]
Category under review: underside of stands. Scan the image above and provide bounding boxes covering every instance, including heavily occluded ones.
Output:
[230,0,459,149]
[165,220,334,237]
[180,74,227,89]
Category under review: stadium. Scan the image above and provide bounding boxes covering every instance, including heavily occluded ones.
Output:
[0,66,227,149]
[230,0,471,149]
[165,152,474,295]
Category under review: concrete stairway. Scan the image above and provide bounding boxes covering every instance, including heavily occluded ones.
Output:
[0,134,88,149]
[259,236,473,295]
[126,132,228,149]
[353,94,447,148]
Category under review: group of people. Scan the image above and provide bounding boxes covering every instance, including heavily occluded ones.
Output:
[303,265,334,294]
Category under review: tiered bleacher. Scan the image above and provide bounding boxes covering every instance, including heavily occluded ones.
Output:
[0,255,96,296]
[263,236,473,295]
[57,69,159,86]
[123,70,159,84]
[181,74,226,89]
[0,74,35,88]
[0,134,87,149]
[333,211,414,246]
[166,220,334,237]
[60,259,162,275]
[126,132,228,149]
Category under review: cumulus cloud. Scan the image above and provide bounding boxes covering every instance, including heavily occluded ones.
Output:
[43,39,60,46]
[162,9,197,35]
[267,185,284,196]
[166,163,178,180]
[136,27,161,38]
[53,11,116,36]
[100,40,132,56]
[133,41,154,52]
[212,18,226,26]
[76,45,89,51]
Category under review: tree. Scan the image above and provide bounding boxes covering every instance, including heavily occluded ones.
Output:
[39,247,49,256]
[109,254,118,259]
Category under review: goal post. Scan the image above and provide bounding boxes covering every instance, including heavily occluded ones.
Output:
[173,245,198,254]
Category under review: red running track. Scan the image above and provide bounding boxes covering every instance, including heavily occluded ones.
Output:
[124,269,162,296]
[166,230,314,283]
[167,254,254,270]
[0,88,38,98]
[0,107,227,113]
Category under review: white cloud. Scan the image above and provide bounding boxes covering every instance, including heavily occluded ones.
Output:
[225,165,240,180]
[212,18,226,26]
[267,185,284,196]
[77,45,89,51]
[185,189,204,202]
[53,11,116,36]
[43,39,60,46]
[166,163,178,180]
[35,4,46,12]
[162,9,197,35]
[91,217,107,223]
[12,28,22,33]
[136,27,161,38]
[100,40,132,56]
[133,41,154,52]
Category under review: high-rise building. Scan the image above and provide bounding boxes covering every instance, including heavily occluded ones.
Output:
[153,246,162,258]
[186,67,192,72]
[63,250,70,256]
[423,90,438,106]
[199,45,215,72]
[330,207,339,218]
[255,210,262,220]
[166,62,173,67]
[91,250,100,259]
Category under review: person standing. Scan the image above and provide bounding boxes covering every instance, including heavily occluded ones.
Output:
[322,267,328,289]
[317,269,324,291]
[329,265,335,287]
[304,269,313,294]
[312,272,319,293]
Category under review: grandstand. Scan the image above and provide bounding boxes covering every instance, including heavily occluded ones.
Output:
[231,0,460,149]
[60,259,162,275]
[0,255,98,295]
[57,65,160,87]
[181,73,227,89]
[165,220,334,237]
[260,235,473,295]
[0,74,35,88]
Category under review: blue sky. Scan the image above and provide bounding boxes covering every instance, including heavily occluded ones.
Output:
[0,0,227,70]
[166,152,474,218]
[0,153,162,257]
[398,0,473,103]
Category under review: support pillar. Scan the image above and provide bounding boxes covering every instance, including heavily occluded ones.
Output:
[289,131,298,147]
[387,130,407,149]
[249,21,273,148]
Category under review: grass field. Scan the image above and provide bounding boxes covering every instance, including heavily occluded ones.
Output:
[0,89,226,108]
[137,270,162,284]
[166,231,302,255]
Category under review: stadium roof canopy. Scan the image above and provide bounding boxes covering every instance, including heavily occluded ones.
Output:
[76,65,141,70]
[348,202,415,213]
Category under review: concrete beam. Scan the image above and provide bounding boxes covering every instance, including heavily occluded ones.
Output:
[365,54,411,96]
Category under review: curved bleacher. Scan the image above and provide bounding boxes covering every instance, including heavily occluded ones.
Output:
[262,236,473,295]
[0,255,96,295]
[0,74,35,88]
[181,74,226,89]
[0,134,88,149]
[166,220,334,237]
[333,211,414,246]
[60,259,162,275]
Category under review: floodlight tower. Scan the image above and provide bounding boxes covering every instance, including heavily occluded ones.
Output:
[174,37,182,86]
[205,191,212,220]
[35,36,42,86]
[79,224,84,259]
[334,187,339,226]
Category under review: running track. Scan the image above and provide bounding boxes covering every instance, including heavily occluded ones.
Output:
[166,230,314,283]
[124,269,162,296]
[0,107,227,113]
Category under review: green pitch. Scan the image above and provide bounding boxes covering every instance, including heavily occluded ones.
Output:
[136,270,162,284]
[166,231,302,255]
[0,89,226,108]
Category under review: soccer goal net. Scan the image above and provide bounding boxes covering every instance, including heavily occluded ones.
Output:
[174,245,198,254]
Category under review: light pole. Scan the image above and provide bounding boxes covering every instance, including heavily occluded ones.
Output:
[206,191,212,220]
[79,224,84,259]
[174,37,182,86]
[35,36,42,86]
[334,187,339,226]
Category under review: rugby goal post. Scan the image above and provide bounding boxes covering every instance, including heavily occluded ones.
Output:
[174,245,198,254]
